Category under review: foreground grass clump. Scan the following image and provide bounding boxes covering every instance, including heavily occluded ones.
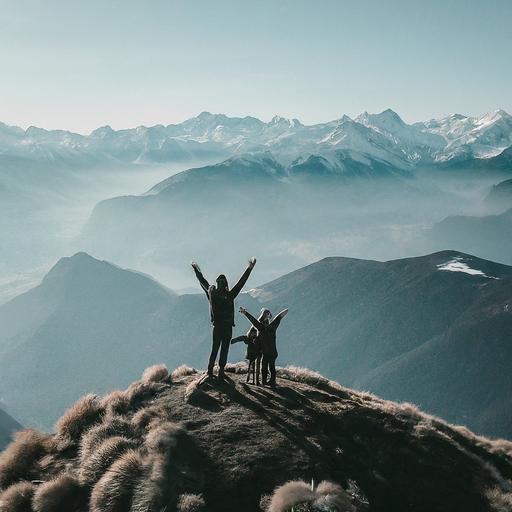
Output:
[266,480,356,512]
[0,362,511,512]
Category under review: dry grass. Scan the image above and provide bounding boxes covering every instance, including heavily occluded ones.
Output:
[131,405,173,433]
[90,449,146,512]
[224,362,248,374]
[124,380,167,406]
[0,429,54,489]
[267,480,355,512]
[171,365,198,379]
[80,436,141,486]
[177,493,206,512]
[0,481,35,512]
[142,364,170,383]
[54,394,104,444]
[32,473,87,512]
[267,480,316,512]
[313,481,355,511]
[144,422,183,455]
[184,380,200,401]
[276,366,349,396]
[98,390,132,416]
[79,415,137,462]
[487,487,512,511]
[131,455,175,512]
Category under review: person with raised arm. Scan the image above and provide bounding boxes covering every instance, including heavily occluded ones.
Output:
[191,258,256,379]
[238,306,289,388]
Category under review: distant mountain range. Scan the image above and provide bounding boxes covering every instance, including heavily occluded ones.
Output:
[2,109,512,303]
[1,251,512,441]
[2,109,512,169]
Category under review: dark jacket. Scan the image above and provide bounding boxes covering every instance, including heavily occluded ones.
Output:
[243,310,288,359]
[193,265,254,327]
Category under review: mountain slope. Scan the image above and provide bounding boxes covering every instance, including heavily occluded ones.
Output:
[2,251,512,441]
[0,365,511,512]
[0,408,21,452]
[0,253,212,430]
[426,208,512,265]
[244,251,512,438]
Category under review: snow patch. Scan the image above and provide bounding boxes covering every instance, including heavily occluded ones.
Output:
[246,287,275,302]
[437,257,498,279]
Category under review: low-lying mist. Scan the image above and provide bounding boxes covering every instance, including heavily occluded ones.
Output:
[1,151,511,304]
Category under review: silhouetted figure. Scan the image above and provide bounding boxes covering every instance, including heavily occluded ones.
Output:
[238,306,289,388]
[191,258,256,379]
[231,322,262,385]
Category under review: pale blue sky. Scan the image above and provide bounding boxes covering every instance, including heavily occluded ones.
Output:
[1,0,511,134]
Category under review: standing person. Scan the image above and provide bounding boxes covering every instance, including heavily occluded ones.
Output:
[191,258,256,379]
[238,306,289,388]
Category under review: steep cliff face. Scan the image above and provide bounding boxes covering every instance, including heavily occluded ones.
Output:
[0,364,511,512]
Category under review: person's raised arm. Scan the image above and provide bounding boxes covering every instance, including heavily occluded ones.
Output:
[230,257,256,297]
[238,306,263,331]
[271,308,289,329]
[190,261,210,296]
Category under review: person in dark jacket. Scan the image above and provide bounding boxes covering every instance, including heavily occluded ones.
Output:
[238,306,289,388]
[191,258,256,379]
[231,313,264,385]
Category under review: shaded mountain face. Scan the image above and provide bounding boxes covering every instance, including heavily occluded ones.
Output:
[1,251,512,442]
[0,408,22,452]
[485,178,512,209]
[0,365,511,512]
[426,208,512,265]
[0,253,210,430]
[243,251,512,439]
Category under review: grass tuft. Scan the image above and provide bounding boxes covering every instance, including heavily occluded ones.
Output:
[79,415,137,462]
[131,455,177,512]
[0,429,53,489]
[267,480,355,512]
[80,436,141,486]
[144,422,183,455]
[267,480,316,512]
[224,362,248,374]
[0,481,35,512]
[171,365,198,379]
[131,405,173,433]
[125,381,167,406]
[177,493,206,512]
[142,364,170,383]
[99,390,132,416]
[54,394,104,444]
[90,449,146,512]
[32,473,88,512]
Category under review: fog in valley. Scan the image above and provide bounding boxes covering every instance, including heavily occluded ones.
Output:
[2,110,512,305]
[0,159,213,304]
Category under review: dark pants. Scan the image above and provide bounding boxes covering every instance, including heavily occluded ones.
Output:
[262,355,277,386]
[208,324,233,375]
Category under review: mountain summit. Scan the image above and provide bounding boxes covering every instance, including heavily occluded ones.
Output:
[0,364,511,512]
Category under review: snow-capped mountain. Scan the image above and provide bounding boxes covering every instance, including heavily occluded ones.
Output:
[1,109,512,169]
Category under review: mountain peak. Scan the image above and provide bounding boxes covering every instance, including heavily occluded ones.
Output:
[90,125,115,138]
[0,364,510,512]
